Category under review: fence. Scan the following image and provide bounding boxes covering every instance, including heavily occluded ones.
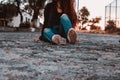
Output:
[105,0,120,28]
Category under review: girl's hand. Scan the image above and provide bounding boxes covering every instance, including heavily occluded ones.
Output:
[34,37,40,42]
[76,39,81,43]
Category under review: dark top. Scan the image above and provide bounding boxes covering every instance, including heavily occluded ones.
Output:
[40,2,62,41]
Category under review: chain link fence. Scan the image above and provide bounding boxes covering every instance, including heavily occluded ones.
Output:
[105,0,120,28]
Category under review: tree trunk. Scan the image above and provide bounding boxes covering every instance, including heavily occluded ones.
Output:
[15,0,23,23]
[19,10,23,23]
[31,8,39,28]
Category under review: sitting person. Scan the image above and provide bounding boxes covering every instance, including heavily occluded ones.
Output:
[34,0,78,45]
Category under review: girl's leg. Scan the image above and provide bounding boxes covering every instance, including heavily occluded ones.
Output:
[60,14,77,44]
[43,28,66,44]
[43,28,55,42]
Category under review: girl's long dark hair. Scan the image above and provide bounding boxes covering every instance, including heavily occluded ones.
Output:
[61,0,77,28]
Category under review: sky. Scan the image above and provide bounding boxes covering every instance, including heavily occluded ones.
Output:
[78,0,114,30]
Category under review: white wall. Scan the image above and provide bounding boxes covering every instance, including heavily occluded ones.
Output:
[8,12,32,27]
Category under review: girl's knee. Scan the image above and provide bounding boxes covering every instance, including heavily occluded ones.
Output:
[44,28,51,33]
[60,14,69,20]
[61,14,68,17]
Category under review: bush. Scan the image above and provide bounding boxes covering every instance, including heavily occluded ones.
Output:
[90,24,100,30]
[105,20,116,33]
[19,22,30,29]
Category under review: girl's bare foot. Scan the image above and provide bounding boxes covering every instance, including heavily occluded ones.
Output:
[34,37,40,42]
[76,39,81,42]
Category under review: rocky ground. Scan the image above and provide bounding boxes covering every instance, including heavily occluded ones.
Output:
[0,32,120,80]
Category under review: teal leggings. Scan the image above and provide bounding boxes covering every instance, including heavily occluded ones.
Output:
[43,14,73,42]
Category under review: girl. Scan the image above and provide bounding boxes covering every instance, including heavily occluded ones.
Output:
[35,0,77,45]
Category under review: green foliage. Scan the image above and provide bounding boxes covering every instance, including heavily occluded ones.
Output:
[78,7,90,21]
[19,22,30,28]
[90,17,101,23]
[28,0,46,10]
[28,0,46,18]
[89,17,101,30]
[81,27,87,30]
[80,7,90,19]
[77,6,90,27]
[105,20,117,33]
[90,24,100,30]
[0,3,18,19]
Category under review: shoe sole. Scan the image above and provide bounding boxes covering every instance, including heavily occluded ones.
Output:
[68,29,77,44]
[52,35,66,45]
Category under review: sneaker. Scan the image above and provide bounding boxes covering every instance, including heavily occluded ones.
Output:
[68,28,77,44]
[59,37,66,45]
[52,35,66,45]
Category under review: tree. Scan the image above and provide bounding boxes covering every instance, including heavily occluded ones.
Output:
[0,0,46,28]
[28,0,46,27]
[8,0,46,27]
[77,6,90,28]
[78,7,90,22]
[0,0,25,23]
[0,3,18,27]
[90,17,101,23]
[0,3,18,19]
[89,17,101,30]
[105,20,116,33]
[14,0,23,23]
